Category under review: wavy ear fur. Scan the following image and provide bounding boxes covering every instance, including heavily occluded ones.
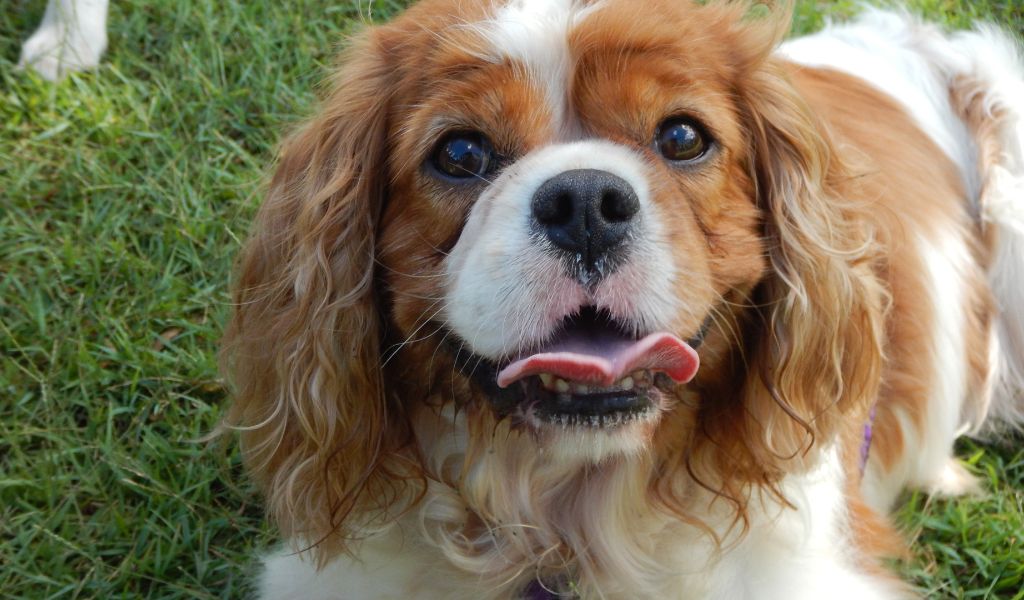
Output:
[221,29,418,562]
[742,59,887,465]
[746,56,887,459]
[692,5,887,508]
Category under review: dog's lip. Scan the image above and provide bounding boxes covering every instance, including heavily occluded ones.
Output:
[527,386,658,428]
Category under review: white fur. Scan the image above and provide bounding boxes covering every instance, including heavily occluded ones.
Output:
[445,140,682,361]
[699,446,909,600]
[915,232,973,491]
[18,0,109,81]
[259,447,907,599]
[468,0,603,130]
[259,528,468,600]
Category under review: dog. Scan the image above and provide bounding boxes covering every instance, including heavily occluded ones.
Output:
[220,1,1024,597]
[18,0,109,81]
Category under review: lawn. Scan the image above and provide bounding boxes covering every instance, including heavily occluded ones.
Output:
[1,0,1022,598]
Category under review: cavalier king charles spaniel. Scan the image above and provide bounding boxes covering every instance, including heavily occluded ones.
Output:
[221,1,1024,597]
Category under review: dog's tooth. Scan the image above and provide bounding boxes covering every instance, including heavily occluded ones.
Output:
[573,383,589,394]
[632,370,651,387]
[539,373,554,389]
[555,379,570,393]
[620,376,634,391]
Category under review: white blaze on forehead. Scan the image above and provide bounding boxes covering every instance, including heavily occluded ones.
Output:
[468,0,603,126]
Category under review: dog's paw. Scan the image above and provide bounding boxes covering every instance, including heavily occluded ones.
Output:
[17,23,107,81]
[928,458,983,497]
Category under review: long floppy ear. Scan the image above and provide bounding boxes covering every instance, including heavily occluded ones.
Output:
[221,29,418,561]
[739,55,888,466]
[691,3,888,499]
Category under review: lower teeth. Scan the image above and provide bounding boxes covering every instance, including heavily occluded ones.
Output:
[539,371,651,394]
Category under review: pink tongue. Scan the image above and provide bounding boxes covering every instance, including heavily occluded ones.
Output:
[496,332,700,389]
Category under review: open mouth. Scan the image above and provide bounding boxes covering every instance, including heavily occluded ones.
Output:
[458,306,701,429]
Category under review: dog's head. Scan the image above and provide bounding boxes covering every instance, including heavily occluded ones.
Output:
[223,0,884,569]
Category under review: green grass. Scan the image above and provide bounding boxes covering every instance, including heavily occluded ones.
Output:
[1,0,1021,598]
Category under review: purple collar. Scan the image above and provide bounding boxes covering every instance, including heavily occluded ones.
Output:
[523,579,566,599]
[859,405,877,474]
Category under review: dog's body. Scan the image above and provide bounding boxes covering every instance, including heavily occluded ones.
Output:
[222,2,1024,598]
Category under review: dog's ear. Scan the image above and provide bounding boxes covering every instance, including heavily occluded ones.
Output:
[741,56,887,464]
[691,5,887,498]
[221,28,418,561]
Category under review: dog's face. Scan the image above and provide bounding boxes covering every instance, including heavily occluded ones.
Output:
[225,0,883,564]
[377,0,768,458]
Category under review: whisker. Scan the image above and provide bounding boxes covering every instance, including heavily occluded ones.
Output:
[381,301,446,367]
[427,326,455,380]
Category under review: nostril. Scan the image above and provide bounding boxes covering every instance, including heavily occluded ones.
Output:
[600,189,640,223]
[536,192,575,226]
[531,169,639,271]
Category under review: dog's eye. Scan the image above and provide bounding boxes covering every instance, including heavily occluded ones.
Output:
[432,131,494,179]
[656,117,708,162]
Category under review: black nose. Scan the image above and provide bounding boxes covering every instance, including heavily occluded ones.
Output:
[531,169,640,272]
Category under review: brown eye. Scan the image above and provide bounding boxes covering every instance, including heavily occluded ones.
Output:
[432,131,494,179]
[656,117,709,162]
